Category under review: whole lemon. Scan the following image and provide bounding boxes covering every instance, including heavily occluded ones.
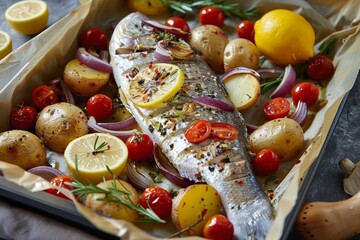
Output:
[254,9,315,65]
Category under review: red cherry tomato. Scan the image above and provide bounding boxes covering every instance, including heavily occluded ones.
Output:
[47,175,74,200]
[10,106,37,130]
[252,149,280,176]
[140,186,172,219]
[86,94,114,121]
[126,133,154,161]
[185,120,212,144]
[263,97,290,120]
[165,17,190,33]
[198,6,225,27]
[78,28,108,51]
[306,55,335,81]
[203,214,234,240]
[32,85,59,110]
[291,82,319,107]
[236,20,255,42]
[210,122,239,141]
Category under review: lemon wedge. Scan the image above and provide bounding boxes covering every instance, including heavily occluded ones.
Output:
[64,133,128,184]
[0,31,12,60]
[5,0,49,35]
[127,63,184,108]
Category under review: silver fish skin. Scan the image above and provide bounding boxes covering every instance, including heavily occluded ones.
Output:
[110,12,274,240]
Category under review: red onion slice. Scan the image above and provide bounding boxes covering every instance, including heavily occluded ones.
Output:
[126,160,155,190]
[291,100,308,126]
[154,145,194,188]
[98,117,137,131]
[154,41,172,62]
[58,78,75,105]
[192,96,234,112]
[28,166,64,181]
[270,64,296,98]
[142,19,190,38]
[76,48,113,73]
[99,50,110,63]
[246,123,259,134]
[257,68,284,79]
[221,67,261,82]
[88,116,138,141]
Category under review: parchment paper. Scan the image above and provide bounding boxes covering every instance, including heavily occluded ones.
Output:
[0,0,360,239]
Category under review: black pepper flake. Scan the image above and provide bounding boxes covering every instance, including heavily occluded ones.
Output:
[222,156,230,163]
[160,128,167,136]
[218,167,224,172]
[148,125,154,133]
[208,166,215,172]
[169,143,174,150]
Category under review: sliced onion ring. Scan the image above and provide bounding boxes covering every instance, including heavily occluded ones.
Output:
[58,78,75,105]
[221,67,261,82]
[270,64,296,98]
[256,68,284,79]
[291,100,308,126]
[141,19,190,38]
[98,117,136,131]
[192,96,234,112]
[126,160,155,190]
[76,48,113,73]
[88,116,138,141]
[154,41,172,62]
[27,166,64,181]
[154,145,194,188]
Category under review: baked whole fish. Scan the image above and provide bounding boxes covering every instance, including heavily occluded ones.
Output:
[110,12,274,239]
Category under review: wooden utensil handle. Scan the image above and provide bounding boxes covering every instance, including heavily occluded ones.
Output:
[295,191,360,239]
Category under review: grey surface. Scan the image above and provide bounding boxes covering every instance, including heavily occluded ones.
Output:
[1,0,360,239]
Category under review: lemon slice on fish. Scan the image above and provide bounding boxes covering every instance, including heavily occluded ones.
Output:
[127,63,184,108]
[64,133,128,184]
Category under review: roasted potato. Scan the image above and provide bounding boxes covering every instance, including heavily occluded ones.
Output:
[224,38,260,72]
[172,184,222,236]
[85,180,139,222]
[249,118,304,161]
[189,25,229,73]
[35,102,88,153]
[0,130,47,170]
[63,59,110,97]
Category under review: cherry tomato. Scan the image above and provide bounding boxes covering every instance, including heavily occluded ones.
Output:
[210,123,239,141]
[86,94,114,121]
[306,55,335,81]
[79,28,108,51]
[140,186,172,219]
[198,6,225,27]
[236,20,255,42]
[126,133,154,161]
[10,106,37,130]
[47,175,74,200]
[203,214,234,240]
[252,149,280,176]
[165,17,190,33]
[32,85,59,110]
[291,82,319,107]
[263,97,290,120]
[185,120,212,144]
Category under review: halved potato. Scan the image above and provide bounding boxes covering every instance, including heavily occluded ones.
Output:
[63,59,110,97]
[223,73,261,110]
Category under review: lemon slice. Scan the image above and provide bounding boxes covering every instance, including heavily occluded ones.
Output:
[127,63,184,108]
[64,133,128,184]
[5,0,49,35]
[0,31,12,60]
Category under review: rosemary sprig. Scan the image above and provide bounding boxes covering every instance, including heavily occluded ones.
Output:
[70,156,165,223]
[260,73,284,94]
[162,0,259,19]
[92,135,109,155]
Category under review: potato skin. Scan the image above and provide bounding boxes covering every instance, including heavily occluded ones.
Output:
[249,118,304,161]
[64,59,110,97]
[85,180,139,222]
[224,38,259,72]
[0,130,47,170]
[189,25,229,73]
[35,102,88,153]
